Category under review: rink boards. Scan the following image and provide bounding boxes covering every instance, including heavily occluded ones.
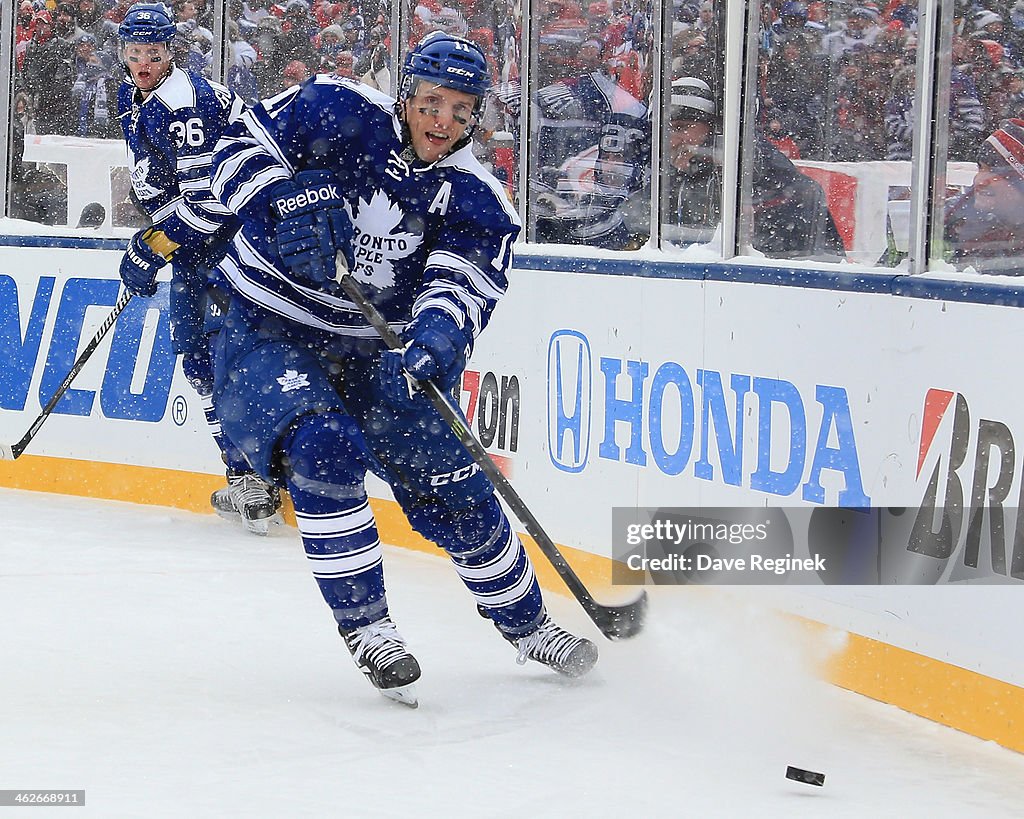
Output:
[2,236,1024,751]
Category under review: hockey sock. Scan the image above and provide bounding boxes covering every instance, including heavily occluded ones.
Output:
[410,496,544,636]
[182,351,252,474]
[199,391,251,474]
[283,413,388,629]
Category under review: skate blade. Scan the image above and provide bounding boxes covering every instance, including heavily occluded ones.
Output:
[241,512,283,536]
[381,683,419,708]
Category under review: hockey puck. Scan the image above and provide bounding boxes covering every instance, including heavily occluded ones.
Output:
[786,765,825,787]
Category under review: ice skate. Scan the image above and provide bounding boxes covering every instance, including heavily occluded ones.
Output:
[510,613,598,678]
[210,471,282,536]
[340,617,422,708]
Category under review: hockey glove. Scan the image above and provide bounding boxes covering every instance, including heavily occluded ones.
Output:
[380,311,471,408]
[120,228,171,297]
[270,169,354,287]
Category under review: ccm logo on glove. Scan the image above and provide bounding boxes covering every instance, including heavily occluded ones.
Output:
[274,184,341,216]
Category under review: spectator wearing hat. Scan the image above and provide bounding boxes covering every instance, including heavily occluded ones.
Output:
[431,7,469,37]
[771,2,810,45]
[76,0,119,56]
[664,76,845,259]
[946,118,1024,274]
[333,49,355,78]
[71,31,118,137]
[279,1,319,71]
[341,17,369,67]
[357,30,391,91]
[281,58,309,89]
[16,1,37,71]
[972,10,1023,68]
[671,26,714,85]
[317,22,345,61]
[54,2,86,45]
[823,6,881,60]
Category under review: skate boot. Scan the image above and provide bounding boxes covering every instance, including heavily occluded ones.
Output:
[509,613,598,678]
[340,617,422,708]
[210,471,282,536]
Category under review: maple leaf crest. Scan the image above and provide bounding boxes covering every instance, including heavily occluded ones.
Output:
[276,369,310,392]
[130,156,163,201]
[343,190,422,291]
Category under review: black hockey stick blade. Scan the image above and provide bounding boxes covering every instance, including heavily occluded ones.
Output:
[0,289,133,461]
[587,589,648,641]
[335,257,647,640]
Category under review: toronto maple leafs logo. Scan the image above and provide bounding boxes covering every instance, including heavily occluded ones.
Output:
[343,190,422,291]
[276,369,310,392]
[130,156,164,201]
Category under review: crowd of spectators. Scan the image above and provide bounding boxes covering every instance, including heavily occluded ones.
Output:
[745,0,1024,164]
[11,0,1024,259]
[9,0,528,224]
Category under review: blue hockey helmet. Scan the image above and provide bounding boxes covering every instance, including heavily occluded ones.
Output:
[118,2,176,43]
[401,32,491,101]
[780,1,808,21]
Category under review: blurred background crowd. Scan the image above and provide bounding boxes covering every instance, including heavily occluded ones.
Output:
[8,0,1024,268]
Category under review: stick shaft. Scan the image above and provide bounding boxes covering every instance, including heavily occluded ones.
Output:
[3,290,133,460]
[335,268,602,612]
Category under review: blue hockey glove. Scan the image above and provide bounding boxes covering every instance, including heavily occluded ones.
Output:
[380,311,471,408]
[120,228,168,297]
[270,170,354,287]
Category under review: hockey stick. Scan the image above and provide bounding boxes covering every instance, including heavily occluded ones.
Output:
[335,257,647,640]
[0,289,133,461]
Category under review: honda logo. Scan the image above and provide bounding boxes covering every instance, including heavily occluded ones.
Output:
[547,329,591,473]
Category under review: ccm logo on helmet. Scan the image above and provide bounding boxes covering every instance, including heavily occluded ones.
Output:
[446,66,475,77]
[274,184,340,215]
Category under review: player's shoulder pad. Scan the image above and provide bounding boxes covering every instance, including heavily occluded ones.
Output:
[308,74,397,117]
[438,146,521,227]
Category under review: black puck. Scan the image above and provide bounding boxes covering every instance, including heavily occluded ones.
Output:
[786,765,825,787]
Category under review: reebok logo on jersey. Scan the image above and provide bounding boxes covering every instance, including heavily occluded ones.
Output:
[274,184,340,215]
[276,369,310,392]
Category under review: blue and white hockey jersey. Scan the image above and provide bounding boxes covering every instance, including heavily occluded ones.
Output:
[210,76,521,345]
[118,66,246,265]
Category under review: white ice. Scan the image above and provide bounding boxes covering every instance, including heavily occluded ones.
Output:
[3,487,1024,818]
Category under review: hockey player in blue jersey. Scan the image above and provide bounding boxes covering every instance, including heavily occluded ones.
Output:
[114,2,281,534]
[209,32,598,705]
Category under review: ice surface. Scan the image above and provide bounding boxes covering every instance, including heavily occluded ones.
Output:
[3,487,1024,818]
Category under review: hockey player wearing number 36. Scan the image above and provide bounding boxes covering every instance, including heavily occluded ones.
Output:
[115,3,281,534]
[209,32,598,707]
